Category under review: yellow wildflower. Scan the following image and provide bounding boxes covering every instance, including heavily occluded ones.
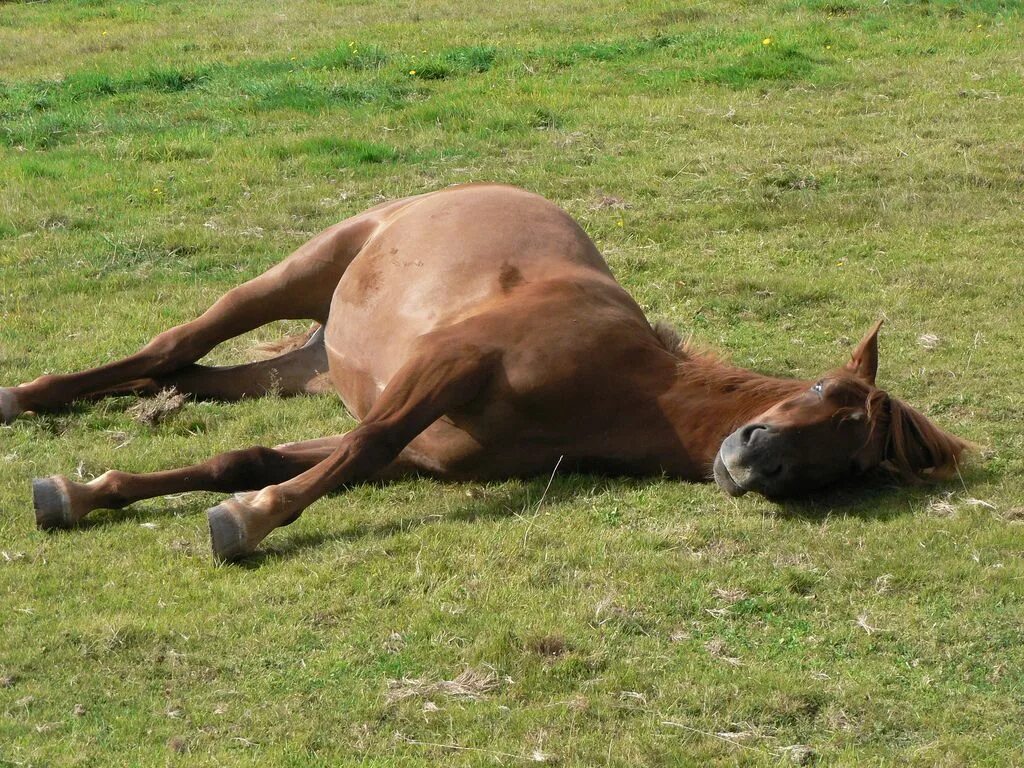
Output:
[409,69,416,75]
[762,37,773,46]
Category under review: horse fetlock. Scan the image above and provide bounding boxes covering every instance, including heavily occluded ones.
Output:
[0,388,24,424]
[32,476,90,530]
[88,471,131,508]
[251,485,285,511]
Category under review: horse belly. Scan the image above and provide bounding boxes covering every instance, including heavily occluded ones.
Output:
[323,185,608,412]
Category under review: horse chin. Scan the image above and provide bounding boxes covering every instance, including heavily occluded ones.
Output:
[713,452,748,497]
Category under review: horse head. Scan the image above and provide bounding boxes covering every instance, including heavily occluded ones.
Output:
[713,321,971,499]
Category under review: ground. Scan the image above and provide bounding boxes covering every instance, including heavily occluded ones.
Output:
[1,0,1023,765]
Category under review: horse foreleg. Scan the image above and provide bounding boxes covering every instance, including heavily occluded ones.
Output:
[30,436,347,530]
[204,336,499,561]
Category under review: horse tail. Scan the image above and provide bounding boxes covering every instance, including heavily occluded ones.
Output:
[253,323,321,359]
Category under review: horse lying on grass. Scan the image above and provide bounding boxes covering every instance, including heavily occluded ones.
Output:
[0,184,970,561]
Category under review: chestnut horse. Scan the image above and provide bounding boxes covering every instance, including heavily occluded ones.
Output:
[1,184,969,560]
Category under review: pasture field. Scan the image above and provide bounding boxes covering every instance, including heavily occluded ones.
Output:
[2,0,1024,764]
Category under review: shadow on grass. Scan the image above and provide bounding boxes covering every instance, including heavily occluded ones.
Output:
[74,499,214,529]
[235,477,593,568]
[58,466,978,565]
[236,471,975,566]
[770,466,981,522]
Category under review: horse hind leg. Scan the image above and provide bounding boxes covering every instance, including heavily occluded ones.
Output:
[0,275,327,421]
[0,216,377,422]
[164,324,332,400]
[95,325,332,402]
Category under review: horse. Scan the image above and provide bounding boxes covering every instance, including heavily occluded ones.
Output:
[0,184,970,561]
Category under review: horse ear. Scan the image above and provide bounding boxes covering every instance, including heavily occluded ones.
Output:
[846,319,883,385]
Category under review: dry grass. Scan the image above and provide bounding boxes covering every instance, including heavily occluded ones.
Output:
[126,388,187,425]
[704,637,743,666]
[385,667,503,704]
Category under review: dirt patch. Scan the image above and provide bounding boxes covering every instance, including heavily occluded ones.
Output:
[525,634,567,657]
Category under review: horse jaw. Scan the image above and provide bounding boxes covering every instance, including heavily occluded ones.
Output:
[713,450,749,497]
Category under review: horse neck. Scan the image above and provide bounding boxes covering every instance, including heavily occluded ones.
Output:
[660,355,807,468]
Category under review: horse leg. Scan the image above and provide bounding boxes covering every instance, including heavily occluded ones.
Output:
[0,217,377,422]
[30,435,347,530]
[205,335,499,561]
[92,326,330,401]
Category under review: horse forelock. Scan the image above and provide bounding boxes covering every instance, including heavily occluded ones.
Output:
[869,392,971,482]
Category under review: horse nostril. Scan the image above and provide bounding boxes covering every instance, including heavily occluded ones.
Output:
[763,463,783,479]
[739,423,769,446]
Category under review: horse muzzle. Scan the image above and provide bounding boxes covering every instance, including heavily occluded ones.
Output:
[713,450,748,497]
[713,424,786,498]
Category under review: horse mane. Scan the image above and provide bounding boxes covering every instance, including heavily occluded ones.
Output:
[652,320,807,403]
[652,320,687,357]
[868,390,972,482]
[652,320,721,363]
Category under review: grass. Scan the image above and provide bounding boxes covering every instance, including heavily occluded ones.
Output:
[2,0,1024,764]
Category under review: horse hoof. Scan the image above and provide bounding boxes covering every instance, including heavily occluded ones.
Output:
[0,388,22,425]
[33,477,74,530]
[207,503,253,563]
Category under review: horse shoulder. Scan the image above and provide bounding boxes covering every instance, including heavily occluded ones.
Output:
[442,285,680,458]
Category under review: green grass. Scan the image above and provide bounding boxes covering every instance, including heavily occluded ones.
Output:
[2,0,1024,764]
